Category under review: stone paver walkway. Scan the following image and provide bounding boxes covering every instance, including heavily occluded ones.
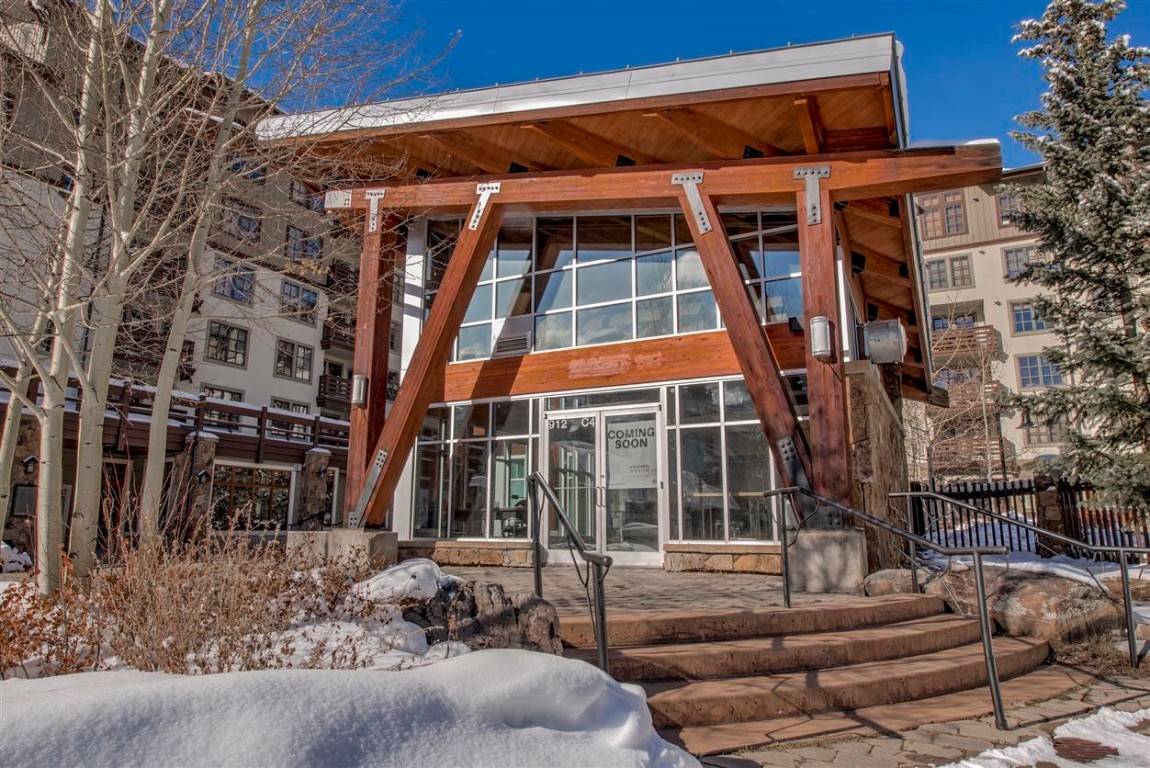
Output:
[714,674,1150,768]
[444,565,865,616]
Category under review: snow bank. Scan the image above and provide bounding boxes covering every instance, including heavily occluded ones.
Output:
[942,706,1150,767]
[353,557,460,602]
[0,649,697,768]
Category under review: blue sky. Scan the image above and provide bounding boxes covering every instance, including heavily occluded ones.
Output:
[399,0,1150,169]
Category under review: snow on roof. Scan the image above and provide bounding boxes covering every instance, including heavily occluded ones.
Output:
[258,34,906,143]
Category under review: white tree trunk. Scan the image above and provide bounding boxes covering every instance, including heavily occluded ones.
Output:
[0,382,26,534]
[35,380,66,595]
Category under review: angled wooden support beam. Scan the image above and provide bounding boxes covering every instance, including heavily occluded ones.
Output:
[646,107,786,159]
[797,184,852,509]
[675,180,813,491]
[793,97,825,154]
[521,120,658,167]
[351,191,505,528]
[421,131,546,175]
[343,210,399,520]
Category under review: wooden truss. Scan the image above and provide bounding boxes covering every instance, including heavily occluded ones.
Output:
[337,144,1001,527]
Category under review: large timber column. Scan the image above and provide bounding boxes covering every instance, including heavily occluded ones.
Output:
[797,184,852,513]
[343,210,397,520]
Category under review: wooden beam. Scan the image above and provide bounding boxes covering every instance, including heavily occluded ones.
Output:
[851,241,911,287]
[645,107,786,158]
[880,84,898,145]
[793,97,824,154]
[521,120,658,167]
[678,189,813,489]
[832,209,868,320]
[846,199,902,228]
[341,145,1003,214]
[421,132,546,175]
[343,214,398,519]
[797,185,852,507]
[822,126,891,152]
[357,200,505,527]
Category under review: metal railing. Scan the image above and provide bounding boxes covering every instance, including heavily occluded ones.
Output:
[527,471,612,672]
[894,490,1150,670]
[766,486,1011,730]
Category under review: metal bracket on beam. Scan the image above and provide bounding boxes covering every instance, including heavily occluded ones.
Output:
[348,448,388,529]
[469,182,501,230]
[324,190,353,210]
[671,171,711,234]
[364,189,388,233]
[793,165,831,225]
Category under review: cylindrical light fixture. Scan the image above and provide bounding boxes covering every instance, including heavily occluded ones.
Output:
[351,374,368,407]
[809,315,833,360]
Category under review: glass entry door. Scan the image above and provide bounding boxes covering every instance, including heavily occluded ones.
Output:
[544,406,664,566]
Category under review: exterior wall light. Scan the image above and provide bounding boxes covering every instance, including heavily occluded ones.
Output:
[809,315,833,361]
[351,374,368,407]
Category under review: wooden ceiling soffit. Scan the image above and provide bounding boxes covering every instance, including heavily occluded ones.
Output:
[849,241,911,287]
[866,295,919,329]
[846,198,902,228]
[642,107,786,159]
[822,126,892,152]
[793,97,825,154]
[420,131,547,175]
[341,144,1003,213]
[365,143,449,178]
[521,121,658,167]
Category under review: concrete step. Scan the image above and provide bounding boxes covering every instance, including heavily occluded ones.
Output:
[644,636,1050,729]
[560,593,944,648]
[669,664,1092,756]
[571,614,982,682]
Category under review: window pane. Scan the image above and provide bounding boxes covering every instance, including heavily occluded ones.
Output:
[414,444,447,538]
[576,303,632,346]
[723,379,757,421]
[676,248,708,290]
[764,278,803,323]
[677,290,717,332]
[667,429,679,540]
[495,278,531,318]
[453,402,490,440]
[496,220,532,278]
[680,382,721,424]
[534,312,572,351]
[450,442,489,537]
[577,215,631,262]
[673,214,693,247]
[577,259,631,305]
[425,220,459,292]
[493,400,531,436]
[635,250,673,296]
[490,439,529,538]
[680,427,724,540]
[731,236,761,281]
[726,425,775,540]
[534,269,572,312]
[457,324,491,360]
[636,296,674,338]
[926,260,948,290]
[721,212,759,238]
[420,407,450,441]
[762,227,800,277]
[536,217,574,271]
[950,255,972,287]
[463,284,492,324]
[635,215,672,253]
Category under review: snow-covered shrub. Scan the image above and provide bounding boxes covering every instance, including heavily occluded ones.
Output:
[1,542,32,573]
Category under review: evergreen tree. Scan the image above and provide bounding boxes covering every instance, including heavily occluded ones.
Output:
[1006,0,1150,505]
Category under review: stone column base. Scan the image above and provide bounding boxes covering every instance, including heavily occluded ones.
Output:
[787,529,868,594]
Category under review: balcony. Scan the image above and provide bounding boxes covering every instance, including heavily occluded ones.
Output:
[931,325,1006,365]
[317,374,351,408]
[321,318,355,352]
[943,379,1010,411]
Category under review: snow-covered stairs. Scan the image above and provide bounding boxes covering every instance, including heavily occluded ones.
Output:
[563,594,1054,756]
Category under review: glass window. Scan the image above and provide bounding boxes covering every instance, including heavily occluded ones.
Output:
[761,226,801,277]
[206,321,248,366]
[414,443,447,538]
[495,278,531,318]
[222,197,261,242]
[213,257,254,303]
[453,402,490,440]
[425,220,460,292]
[680,382,721,424]
[420,407,450,441]
[534,269,573,312]
[275,340,313,381]
[950,255,973,288]
[535,217,574,270]
[635,215,672,253]
[725,425,775,541]
[679,427,724,540]
[1004,246,1037,279]
[764,278,803,323]
[577,259,631,305]
[675,248,708,290]
[457,325,491,360]
[496,220,532,278]
[577,215,631,262]
[926,259,948,291]
[463,284,492,324]
[1019,354,1062,388]
[576,303,632,346]
[723,380,757,421]
[1011,301,1047,333]
[635,250,673,296]
[998,193,1022,226]
[673,214,694,247]
[450,442,489,537]
[677,290,716,333]
[493,400,531,436]
[636,296,674,338]
[280,280,318,324]
[490,439,529,538]
[667,430,679,540]
[211,464,291,530]
[534,312,571,351]
[285,226,322,261]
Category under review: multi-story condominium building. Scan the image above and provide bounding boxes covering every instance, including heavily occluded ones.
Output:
[914,165,1062,479]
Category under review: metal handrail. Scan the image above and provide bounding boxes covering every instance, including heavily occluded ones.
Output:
[766,486,1010,730]
[527,471,612,672]
[895,490,1150,669]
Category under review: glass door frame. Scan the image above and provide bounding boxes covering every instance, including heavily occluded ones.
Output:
[541,403,668,567]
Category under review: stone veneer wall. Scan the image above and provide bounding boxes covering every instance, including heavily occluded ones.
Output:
[845,360,910,572]
[399,539,540,568]
[662,543,781,574]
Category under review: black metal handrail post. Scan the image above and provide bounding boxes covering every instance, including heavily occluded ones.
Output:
[529,478,544,599]
[894,490,1150,669]
[528,472,612,673]
[779,497,791,609]
[767,485,1010,730]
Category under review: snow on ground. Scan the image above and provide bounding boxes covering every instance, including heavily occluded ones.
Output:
[1,542,32,573]
[920,543,1149,591]
[0,649,698,768]
[942,707,1150,767]
[353,557,461,602]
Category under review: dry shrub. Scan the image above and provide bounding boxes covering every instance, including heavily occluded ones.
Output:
[0,560,103,678]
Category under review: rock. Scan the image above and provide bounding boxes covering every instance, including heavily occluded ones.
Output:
[402,580,562,654]
[992,572,1122,642]
[863,568,927,596]
[922,567,996,616]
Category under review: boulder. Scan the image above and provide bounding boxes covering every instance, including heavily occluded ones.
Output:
[992,572,1122,642]
[922,567,996,616]
[863,568,927,597]
[402,579,563,655]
